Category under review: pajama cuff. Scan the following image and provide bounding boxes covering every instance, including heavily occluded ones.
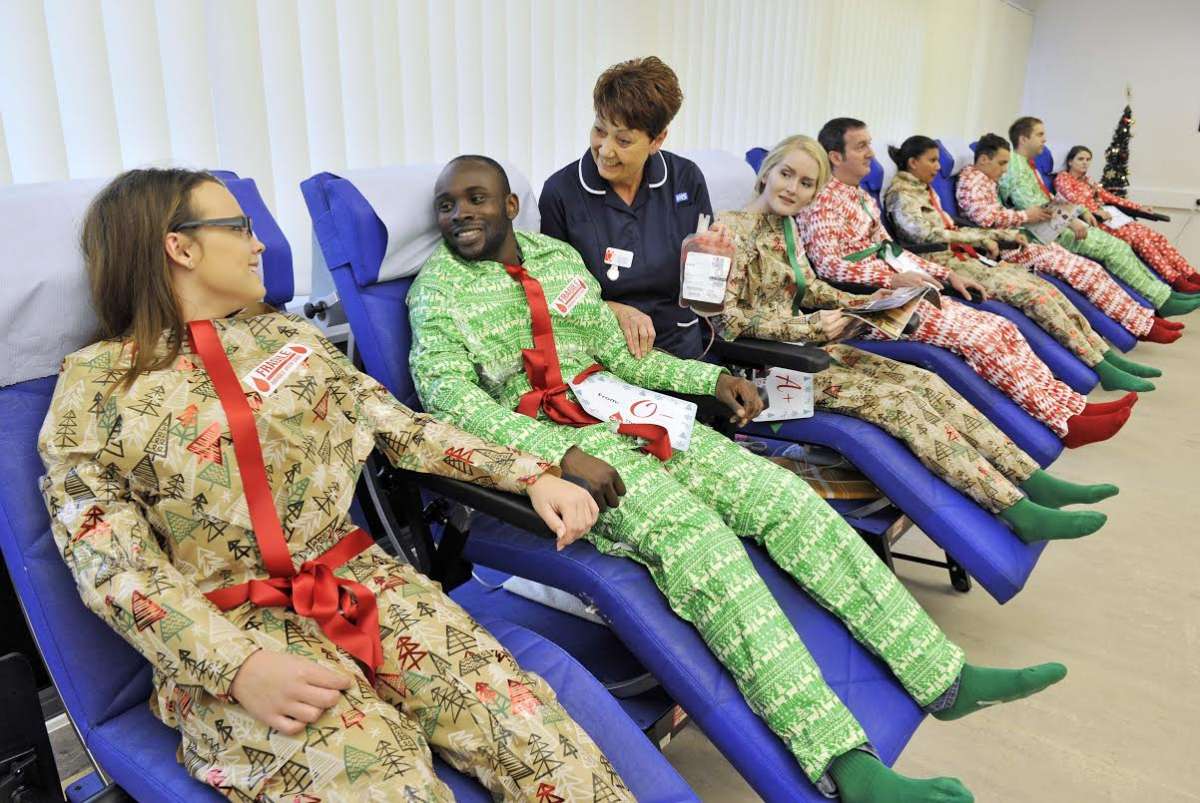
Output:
[923,673,962,714]
[816,744,882,799]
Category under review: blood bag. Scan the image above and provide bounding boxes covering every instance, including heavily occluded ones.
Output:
[679,214,734,316]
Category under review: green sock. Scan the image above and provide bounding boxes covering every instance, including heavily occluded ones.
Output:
[1102,349,1162,378]
[1158,293,1200,317]
[998,498,1106,543]
[932,662,1067,722]
[828,750,974,803]
[1020,469,1118,508]
[1093,360,1154,392]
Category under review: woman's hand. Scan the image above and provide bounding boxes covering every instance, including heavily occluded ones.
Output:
[1024,205,1053,224]
[817,309,856,340]
[528,472,599,550]
[1069,219,1090,240]
[1014,232,1030,246]
[607,301,656,359]
[715,373,764,426]
[890,271,942,291]
[230,651,352,735]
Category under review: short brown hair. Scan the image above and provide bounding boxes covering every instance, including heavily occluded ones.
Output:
[592,56,683,139]
[1008,116,1042,149]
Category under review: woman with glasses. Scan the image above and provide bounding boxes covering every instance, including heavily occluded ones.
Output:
[37,168,633,802]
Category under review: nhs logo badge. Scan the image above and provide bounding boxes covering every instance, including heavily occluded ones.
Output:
[675,192,689,204]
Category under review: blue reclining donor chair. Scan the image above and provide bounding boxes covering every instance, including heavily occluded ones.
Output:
[300,163,930,800]
[865,151,1097,395]
[685,149,1049,604]
[0,173,694,802]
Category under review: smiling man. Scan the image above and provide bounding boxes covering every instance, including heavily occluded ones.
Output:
[407,154,1070,803]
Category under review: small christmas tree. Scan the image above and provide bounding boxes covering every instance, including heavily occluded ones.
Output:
[1101,89,1134,197]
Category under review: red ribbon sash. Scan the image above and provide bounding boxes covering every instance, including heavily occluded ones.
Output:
[187,320,382,681]
[504,264,672,460]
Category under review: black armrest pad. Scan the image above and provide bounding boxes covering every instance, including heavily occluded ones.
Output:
[710,337,832,373]
[398,470,555,539]
[826,279,885,295]
[1126,208,1170,222]
[900,240,948,254]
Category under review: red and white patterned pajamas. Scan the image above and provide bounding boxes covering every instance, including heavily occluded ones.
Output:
[797,179,1085,436]
[958,166,1153,337]
[1054,171,1197,286]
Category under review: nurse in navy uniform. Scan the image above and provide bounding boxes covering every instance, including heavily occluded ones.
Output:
[539,56,714,360]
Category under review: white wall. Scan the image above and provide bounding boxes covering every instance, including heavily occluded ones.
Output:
[1022,0,1200,263]
[0,0,1036,294]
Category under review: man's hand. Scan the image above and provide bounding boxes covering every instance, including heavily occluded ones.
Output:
[1095,208,1112,223]
[1082,210,1098,227]
[981,239,1000,259]
[1014,232,1030,246]
[948,271,988,301]
[890,271,942,290]
[1069,219,1089,240]
[607,301,656,359]
[715,373,764,426]
[528,473,599,550]
[1024,205,1053,224]
[230,651,352,736]
[561,446,626,512]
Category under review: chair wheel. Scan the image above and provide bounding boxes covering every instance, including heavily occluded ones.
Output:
[949,565,972,593]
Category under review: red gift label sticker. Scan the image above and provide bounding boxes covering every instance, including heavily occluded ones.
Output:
[244,343,309,395]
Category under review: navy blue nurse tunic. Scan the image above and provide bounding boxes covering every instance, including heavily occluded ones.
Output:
[539,149,714,359]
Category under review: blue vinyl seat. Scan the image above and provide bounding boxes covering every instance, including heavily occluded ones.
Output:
[300,164,929,800]
[0,172,693,802]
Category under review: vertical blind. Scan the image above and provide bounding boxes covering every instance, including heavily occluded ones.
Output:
[0,0,1032,294]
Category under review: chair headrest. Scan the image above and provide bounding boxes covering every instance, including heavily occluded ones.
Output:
[745,147,768,174]
[1034,145,1054,176]
[342,161,539,285]
[861,157,885,195]
[0,172,291,389]
[935,139,956,179]
[0,178,107,387]
[939,137,973,177]
[213,171,294,308]
[679,149,756,214]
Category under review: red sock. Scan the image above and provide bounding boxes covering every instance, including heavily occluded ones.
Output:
[1141,317,1183,343]
[1158,317,1186,331]
[1063,408,1131,448]
[1082,392,1138,416]
[1175,277,1200,293]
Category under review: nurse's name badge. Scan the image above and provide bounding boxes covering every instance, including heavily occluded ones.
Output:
[603,246,634,281]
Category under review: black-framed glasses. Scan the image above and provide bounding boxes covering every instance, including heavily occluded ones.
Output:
[172,215,255,239]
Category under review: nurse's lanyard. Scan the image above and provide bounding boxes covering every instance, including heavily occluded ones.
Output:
[187,320,384,683]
